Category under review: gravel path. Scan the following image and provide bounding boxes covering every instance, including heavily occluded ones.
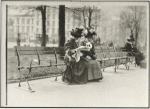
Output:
[6,64,148,107]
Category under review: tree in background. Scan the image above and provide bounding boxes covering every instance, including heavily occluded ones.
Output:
[120,6,146,47]
[9,5,47,47]
[66,6,105,28]
[16,32,21,46]
[58,5,65,47]
[9,5,66,47]
[36,6,47,47]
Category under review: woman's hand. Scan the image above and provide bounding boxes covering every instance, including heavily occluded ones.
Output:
[86,56,91,59]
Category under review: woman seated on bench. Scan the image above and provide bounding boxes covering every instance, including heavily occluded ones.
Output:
[81,26,103,81]
[62,28,103,85]
[124,34,145,66]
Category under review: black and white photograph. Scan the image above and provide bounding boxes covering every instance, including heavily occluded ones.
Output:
[1,0,149,107]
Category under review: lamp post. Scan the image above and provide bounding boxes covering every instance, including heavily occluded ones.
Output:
[17,25,20,46]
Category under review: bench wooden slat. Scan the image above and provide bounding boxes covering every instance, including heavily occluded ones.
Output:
[101,58,110,61]
[108,47,115,52]
[101,46,109,52]
[95,49,103,52]
[18,51,38,55]
[14,46,37,51]
[54,47,65,55]
[17,51,55,55]
[18,63,66,69]
[97,53,104,59]
[37,47,54,51]
[38,51,54,55]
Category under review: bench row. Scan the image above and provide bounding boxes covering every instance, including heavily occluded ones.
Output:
[14,46,134,92]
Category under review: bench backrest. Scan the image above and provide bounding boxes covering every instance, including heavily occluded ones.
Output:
[14,46,55,55]
[101,46,109,53]
[14,46,65,66]
[54,47,65,56]
[108,47,116,52]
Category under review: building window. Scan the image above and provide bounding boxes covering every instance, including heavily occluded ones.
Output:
[16,26,19,32]
[22,26,25,33]
[68,18,70,23]
[37,14,40,19]
[22,18,25,24]
[53,8,56,13]
[27,19,30,24]
[52,28,55,34]
[32,26,34,32]
[67,24,70,29]
[47,28,49,33]
[37,21,39,26]
[67,31,69,36]
[47,14,50,19]
[47,21,50,26]
[32,18,34,24]
[36,28,39,33]
[53,14,55,19]
[27,26,30,32]
[17,18,19,24]
[52,21,55,26]
[47,8,50,13]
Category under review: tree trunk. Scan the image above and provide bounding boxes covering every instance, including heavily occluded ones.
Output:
[82,9,86,28]
[135,27,139,47]
[58,5,65,47]
[41,6,46,47]
[88,13,92,27]
[88,9,93,27]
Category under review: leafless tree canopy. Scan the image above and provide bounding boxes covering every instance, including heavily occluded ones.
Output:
[120,6,146,47]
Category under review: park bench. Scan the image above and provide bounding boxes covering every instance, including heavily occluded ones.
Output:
[14,46,135,92]
[115,46,135,65]
[95,46,134,73]
[14,46,66,92]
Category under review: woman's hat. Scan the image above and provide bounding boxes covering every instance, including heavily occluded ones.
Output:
[84,29,97,38]
[70,28,84,38]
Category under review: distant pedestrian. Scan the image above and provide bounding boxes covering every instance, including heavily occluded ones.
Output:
[125,34,134,51]
[124,34,145,66]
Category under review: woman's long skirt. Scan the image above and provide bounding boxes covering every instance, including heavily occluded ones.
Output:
[87,59,103,81]
[62,57,103,84]
[62,57,88,84]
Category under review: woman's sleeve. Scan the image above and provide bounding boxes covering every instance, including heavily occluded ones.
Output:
[65,40,76,56]
[91,43,96,54]
[79,41,87,57]
[86,51,97,60]
[93,32,97,35]
[132,38,135,42]
[90,43,97,59]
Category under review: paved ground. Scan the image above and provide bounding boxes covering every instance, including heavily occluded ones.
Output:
[6,64,148,107]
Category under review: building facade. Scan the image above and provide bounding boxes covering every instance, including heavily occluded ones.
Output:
[8,6,101,44]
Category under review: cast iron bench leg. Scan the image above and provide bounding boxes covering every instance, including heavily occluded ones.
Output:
[114,59,117,73]
[18,68,24,87]
[124,58,130,70]
[55,76,57,81]
[25,67,35,93]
